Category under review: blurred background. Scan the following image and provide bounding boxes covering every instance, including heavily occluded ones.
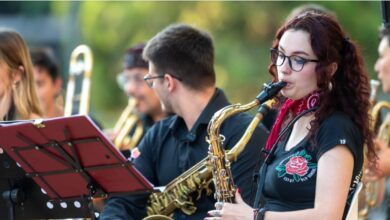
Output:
[0,1,382,127]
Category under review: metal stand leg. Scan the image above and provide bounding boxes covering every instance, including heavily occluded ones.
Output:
[2,188,24,220]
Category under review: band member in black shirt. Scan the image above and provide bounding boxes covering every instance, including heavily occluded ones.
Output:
[100,24,269,220]
[207,12,375,220]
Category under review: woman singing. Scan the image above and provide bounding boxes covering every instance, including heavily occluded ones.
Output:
[206,12,375,220]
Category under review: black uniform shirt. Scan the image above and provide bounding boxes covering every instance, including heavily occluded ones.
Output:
[100,88,269,220]
[262,112,363,217]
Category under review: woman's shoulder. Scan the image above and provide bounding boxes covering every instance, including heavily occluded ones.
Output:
[321,111,355,127]
[316,111,363,146]
[317,111,360,138]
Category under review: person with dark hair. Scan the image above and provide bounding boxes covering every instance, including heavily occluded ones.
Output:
[117,44,165,123]
[30,48,63,118]
[100,23,269,220]
[206,12,375,220]
[111,43,165,156]
[260,4,335,133]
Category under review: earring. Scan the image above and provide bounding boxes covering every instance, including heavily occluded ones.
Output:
[328,81,333,91]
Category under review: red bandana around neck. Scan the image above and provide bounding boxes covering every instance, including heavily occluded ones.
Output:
[264,91,320,152]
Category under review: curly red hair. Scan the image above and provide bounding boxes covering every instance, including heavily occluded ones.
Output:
[268,12,375,165]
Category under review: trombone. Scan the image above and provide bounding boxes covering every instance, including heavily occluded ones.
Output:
[64,45,93,116]
[112,98,144,151]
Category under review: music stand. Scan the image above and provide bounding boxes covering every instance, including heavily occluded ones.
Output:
[0,115,153,220]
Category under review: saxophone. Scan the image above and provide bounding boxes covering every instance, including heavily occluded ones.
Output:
[207,81,285,207]
[143,81,286,220]
[358,80,390,219]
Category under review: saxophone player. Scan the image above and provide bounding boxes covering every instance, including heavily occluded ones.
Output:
[207,12,375,220]
[100,24,269,220]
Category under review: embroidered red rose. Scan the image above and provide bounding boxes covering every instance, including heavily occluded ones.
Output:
[285,156,309,177]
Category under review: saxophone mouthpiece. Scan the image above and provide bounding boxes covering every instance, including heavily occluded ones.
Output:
[256,81,287,104]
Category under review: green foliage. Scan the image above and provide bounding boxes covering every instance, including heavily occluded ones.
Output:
[53,1,382,126]
[50,1,72,16]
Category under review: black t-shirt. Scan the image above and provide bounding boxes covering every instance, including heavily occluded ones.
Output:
[263,112,363,215]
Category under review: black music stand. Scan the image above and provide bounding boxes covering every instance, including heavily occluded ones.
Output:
[0,115,153,220]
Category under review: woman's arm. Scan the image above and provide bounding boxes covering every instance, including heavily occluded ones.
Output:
[265,145,354,220]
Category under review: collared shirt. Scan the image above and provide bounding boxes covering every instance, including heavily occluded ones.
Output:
[100,88,269,220]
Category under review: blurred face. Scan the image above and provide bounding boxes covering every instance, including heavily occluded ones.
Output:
[375,37,390,93]
[33,66,61,109]
[122,67,162,116]
[277,29,318,100]
[147,62,173,114]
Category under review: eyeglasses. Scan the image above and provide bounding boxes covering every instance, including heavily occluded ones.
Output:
[270,48,319,72]
[116,72,145,90]
[143,73,183,88]
[143,74,165,88]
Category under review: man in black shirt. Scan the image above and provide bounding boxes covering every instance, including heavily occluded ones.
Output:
[100,23,268,220]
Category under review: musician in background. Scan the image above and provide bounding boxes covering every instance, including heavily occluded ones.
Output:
[100,23,269,220]
[109,44,166,157]
[119,44,165,123]
[373,28,390,180]
[207,12,374,220]
[0,29,42,120]
[30,48,64,118]
[365,26,390,220]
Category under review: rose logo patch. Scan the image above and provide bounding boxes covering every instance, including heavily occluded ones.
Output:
[276,149,317,183]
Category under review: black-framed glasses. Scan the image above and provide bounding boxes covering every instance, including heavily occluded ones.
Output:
[270,48,319,72]
[143,74,165,88]
[143,73,183,88]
